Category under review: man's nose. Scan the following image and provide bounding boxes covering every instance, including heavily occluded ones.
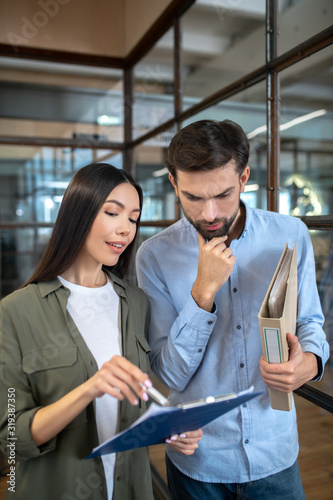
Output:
[202,200,218,222]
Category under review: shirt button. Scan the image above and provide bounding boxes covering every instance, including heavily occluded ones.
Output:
[198,348,202,353]
[208,320,213,325]
[245,439,249,444]
[243,403,247,408]
[236,325,241,330]
[240,363,244,368]
[233,288,237,293]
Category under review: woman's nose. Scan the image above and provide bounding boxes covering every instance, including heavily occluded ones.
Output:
[116,217,131,235]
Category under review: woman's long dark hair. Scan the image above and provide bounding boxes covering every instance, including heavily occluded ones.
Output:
[23,163,143,286]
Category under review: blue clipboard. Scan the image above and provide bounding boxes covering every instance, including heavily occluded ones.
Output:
[87,386,261,458]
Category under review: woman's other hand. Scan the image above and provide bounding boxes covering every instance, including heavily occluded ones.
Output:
[165,428,203,455]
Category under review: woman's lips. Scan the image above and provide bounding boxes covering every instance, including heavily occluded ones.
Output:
[106,242,125,254]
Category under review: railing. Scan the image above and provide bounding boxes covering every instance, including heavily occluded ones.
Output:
[295,384,333,413]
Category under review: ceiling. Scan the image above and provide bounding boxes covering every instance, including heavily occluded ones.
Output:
[0,0,332,152]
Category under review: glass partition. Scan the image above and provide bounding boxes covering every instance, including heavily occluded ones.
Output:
[279,46,333,217]
[134,128,177,223]
[310,230,333,381]
[182,0,266,104]
[279,0,333,54]
[133,27,174,140]
[0,64,124,143]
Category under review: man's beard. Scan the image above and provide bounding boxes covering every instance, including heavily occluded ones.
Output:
[182,205,239,241]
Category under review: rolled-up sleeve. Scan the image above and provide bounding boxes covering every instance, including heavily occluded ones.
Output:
[137,243,217,391]
[0,302,57,460]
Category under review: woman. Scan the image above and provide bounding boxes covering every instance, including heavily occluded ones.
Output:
[0,163,201,500]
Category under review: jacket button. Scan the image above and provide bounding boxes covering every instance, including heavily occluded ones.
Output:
[122,417,128,423]
[117,476,122,481]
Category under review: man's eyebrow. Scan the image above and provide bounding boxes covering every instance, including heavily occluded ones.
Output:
[181,187,234,199]
[104,199,141,212]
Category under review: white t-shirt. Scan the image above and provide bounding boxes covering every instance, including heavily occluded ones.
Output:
[58,275,121,500]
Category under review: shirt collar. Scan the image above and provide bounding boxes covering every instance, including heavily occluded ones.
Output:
[237,199,252,239]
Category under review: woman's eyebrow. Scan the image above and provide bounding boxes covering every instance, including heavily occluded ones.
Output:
[104,199,141,212]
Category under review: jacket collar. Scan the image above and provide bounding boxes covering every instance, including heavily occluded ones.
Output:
[37,271,128,299]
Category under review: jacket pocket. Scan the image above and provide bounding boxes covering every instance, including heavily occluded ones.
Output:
[22,346,82,405]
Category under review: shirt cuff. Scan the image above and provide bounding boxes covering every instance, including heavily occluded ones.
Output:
[182,293,217,332]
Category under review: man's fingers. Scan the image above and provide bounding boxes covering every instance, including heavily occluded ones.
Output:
[197,231,206,246]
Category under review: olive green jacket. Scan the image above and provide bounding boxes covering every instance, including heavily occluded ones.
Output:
[0,274,154,500]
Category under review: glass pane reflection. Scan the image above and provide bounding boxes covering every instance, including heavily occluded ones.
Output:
[279,0,333,54]
[0,75,124,142]
[135,136,177,222]
[1,227,53,297]
[182,1,265,103]
[279,47,333,217]
[133,27,174,140]
[309,230,333,395]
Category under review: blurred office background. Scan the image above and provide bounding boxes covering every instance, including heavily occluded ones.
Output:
[0,1,332,498]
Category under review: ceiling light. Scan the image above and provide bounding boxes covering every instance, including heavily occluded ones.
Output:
[279,109,327,131]
[244,184,259,192]
[153,167,169,177]
[97,115,121,126]
[247,109,327,139]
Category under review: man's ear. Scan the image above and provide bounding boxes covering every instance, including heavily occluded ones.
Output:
[240,166,250,193]
[169,173,179,196]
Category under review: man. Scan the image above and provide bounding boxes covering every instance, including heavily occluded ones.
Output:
[136,119,329,499]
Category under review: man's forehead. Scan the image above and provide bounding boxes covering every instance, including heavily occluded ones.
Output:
[176,164,239,190]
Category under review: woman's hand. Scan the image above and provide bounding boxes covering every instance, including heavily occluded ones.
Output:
[86,355,151,405]
[31,355,151,446]
[165,429,203,455]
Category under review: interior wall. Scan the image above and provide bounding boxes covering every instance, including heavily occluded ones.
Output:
[0,0,173,58]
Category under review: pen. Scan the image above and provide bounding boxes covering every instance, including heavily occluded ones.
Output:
[139,382,169,406]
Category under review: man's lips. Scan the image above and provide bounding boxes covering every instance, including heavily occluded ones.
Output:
[203,222,223,231]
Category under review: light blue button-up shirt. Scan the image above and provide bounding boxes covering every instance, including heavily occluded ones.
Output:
[136,202,329,483]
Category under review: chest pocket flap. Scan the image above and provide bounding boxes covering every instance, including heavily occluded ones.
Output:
[22,346,83,408]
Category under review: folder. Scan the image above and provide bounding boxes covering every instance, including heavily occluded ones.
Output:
[258,243,297,411]
[86,386,261,458]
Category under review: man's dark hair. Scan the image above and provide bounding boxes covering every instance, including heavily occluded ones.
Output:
[166,119,250,179]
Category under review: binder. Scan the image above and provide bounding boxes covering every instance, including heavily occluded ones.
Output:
[86,386,261,458]
[258,243,297,411]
